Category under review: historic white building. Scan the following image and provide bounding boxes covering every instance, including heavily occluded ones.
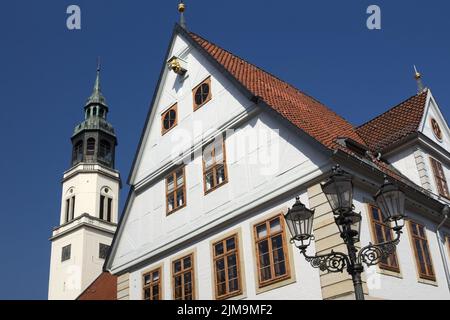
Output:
[48,68,120,300]
[103,20,450,300]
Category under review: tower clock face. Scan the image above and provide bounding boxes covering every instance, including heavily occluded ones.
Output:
[431,118,443,141]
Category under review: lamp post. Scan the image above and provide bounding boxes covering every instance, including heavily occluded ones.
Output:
[285,165,406,300]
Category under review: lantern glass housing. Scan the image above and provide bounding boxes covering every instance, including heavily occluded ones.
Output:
[321,166,353,215]
[335,212,362,242]
[285,197,315,249]
[374,177,405,223]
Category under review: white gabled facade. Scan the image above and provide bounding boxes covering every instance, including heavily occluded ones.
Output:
[106,25,450,300]
[48,69,120,300]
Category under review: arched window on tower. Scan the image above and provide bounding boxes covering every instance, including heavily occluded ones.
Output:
[99,140,112,163]
[86,138,96,156]
[64,188,76,223]
[99,187,113,223]
[72,141,83,164]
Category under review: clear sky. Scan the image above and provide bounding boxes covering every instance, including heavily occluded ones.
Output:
[0,0,449,300]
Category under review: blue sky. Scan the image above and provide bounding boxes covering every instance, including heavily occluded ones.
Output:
[0,0,449,300]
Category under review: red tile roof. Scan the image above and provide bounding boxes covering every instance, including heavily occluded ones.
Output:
[186,30,431,186]
[188,32,366,150]
[77,272,117,300]
[356,91,428,152]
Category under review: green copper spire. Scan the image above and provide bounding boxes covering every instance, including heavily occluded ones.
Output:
[86,60,107,107]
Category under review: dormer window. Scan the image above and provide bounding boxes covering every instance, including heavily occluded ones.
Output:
[161,104,178,135]
[193,77,212,110]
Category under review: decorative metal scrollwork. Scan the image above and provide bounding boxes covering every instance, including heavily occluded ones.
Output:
[302,250,348,273]
[358,233,401,267]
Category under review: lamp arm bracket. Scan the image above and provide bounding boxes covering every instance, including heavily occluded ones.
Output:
[301,249,350,273]
[358,231,401,267]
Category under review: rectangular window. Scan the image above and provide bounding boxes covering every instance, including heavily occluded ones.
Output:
[213,234,241,299]
[107,198,112,222]
[254,215,290,287]
[409,221,436,281]
[166,167,186,215]
[430,157,450,199]
[61,245,71,262]
[99,195,105,220]
[143,268,162,300]
[172,254,194,300]
[99,243,110,260]
[203,137,228,194]
[368,205,400,272]
[65,199,70,223]
[70,196,75,220]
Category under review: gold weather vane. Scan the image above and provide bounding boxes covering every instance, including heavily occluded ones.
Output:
[178,1,186,29]
[414,65,426,94]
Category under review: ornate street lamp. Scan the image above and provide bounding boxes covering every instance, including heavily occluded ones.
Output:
[285,165,405,301]
[374,176,406,231]
[321,166,353,215]
[285,197,315,250]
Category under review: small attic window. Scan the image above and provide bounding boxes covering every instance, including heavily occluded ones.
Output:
[193,77,212,110]
[431,118,443,141]
[161,104,178,135]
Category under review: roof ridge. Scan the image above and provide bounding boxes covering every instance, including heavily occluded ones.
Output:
[188,31,360,133]
[357,90,428,130]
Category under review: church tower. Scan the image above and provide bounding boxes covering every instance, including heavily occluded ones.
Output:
[48,66,120,300]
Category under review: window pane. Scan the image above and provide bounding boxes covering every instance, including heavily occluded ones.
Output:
[371,207,380,221]
[216,264,226,287]
[144,288,150,300]
[205,170,214,191]
[227,255,238,279]
[270,218,281,233]
[422,243,434,275]
[258,241,270,267]
[215,143,224,164]
[374,224,386,243]
[256,224,268,239]
[216,165,226,185]
[152,271,159,281]
[415,239,427,274]
[260,266,272,282]
[217,282,226,296]
[271,235,286,277]
[144,274,151,285]
[177,189,185,207]
[174,261,182,273]
[203,148,214,168]
[258,240,271,281]
[176,170,184,186]
[411,223,419,236]
[227,254,237,269]
[167,194,175,212]
[226,237,236,251]
[418,225,426,238]
[229,278,239,293]
[167,176,174,192]
[215,242,224,256]
[152,285,159,300]
[183,256,192,269]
